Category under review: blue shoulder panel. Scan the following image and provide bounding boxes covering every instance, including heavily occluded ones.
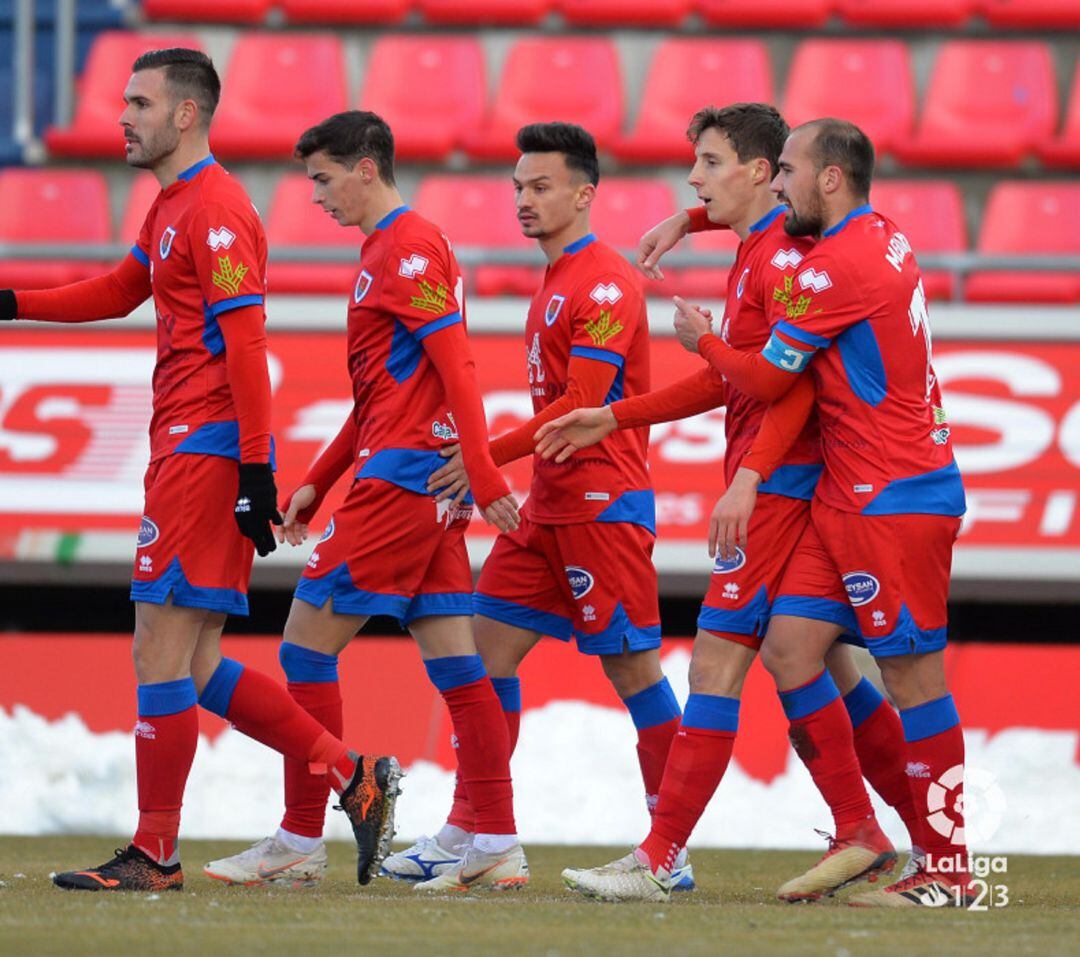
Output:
[835,320,887,407]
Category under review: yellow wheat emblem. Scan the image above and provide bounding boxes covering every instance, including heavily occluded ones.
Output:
[773,275,817,320]
[584,309,623,347]
[410,278,449,315]
[212,255,250,296]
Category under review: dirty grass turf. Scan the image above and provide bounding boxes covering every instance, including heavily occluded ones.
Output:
[1,837,1078,956]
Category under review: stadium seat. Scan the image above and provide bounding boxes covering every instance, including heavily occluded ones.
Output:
[118,172,164,244]
[413,175,540,296]
[589,178,679,297]
[142,0,272,23]
[614,39,772,164]
[466,38,622,162]
[560,0,691,27]
[264,174,361,295]
[281,0,410,24]
[982,0,1080,27]
[211,34,348,160]
[893,41,1058,168]
[837,0,974,27]
[1038,65,1080,169]
[416,0,551,24]
[359,36,485,161]
[965,183,1080,303]
[44,31,201,158]
[697,0,831,28]
[783,40,914,158]
[870,181,967,300]
[0,169,112,288]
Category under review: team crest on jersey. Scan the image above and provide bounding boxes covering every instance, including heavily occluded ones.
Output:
[319,517,335,543]
[843,571,880,606]
[206,226,236,251]
[770,248,804,270]
[545,294,566,326]
[584,309,623,347]
[565,566,595,600]
[159,226,177,260]
[589,282,622,306]
[798,267,833,294]
[137,516,159,548]
[354,269,374,303]
[736,267,750,299]
[711,547,746,574]
[399,253,429,279]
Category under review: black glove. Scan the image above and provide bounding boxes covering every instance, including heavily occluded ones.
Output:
[0,290,15,321]
[235,462,283,557]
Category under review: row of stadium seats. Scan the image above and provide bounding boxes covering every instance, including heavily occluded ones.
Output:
[41,33,1080,168]
[135,0,1079,28]
[2,169,1076,302]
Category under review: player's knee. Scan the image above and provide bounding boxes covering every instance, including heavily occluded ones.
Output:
[473,616,530,677]
[600,649,662,699]
[688,636,754,697]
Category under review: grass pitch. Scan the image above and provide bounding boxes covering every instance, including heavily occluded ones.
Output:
[1,837,1077,957]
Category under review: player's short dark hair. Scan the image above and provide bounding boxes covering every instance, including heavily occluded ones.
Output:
[294,110,396,185]
[799,118,875,200]
[132,48,220,127]
[687,103,789,177]
[515,122,600,186]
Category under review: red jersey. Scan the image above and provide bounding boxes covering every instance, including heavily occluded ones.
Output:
[132,155,268,462]
[344,206,471,494]
[524,234,652,526]
[763,205,965,516]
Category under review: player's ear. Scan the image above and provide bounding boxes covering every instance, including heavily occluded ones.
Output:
[820,164,843,196]
[750,157,771,186]
[174,98,198,133]
[356,156,378,185]
[575,181,596,212]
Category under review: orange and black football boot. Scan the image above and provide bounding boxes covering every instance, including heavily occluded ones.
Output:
[52,844,183,892]
[334,752,402,885]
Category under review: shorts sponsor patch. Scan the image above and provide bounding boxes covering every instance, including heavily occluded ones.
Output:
[565,565,595,600]
[137,516,159,548]
[843,571,880,606]
[711,547,746,574]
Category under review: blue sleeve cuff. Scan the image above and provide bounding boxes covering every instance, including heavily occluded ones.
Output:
[208,294,264,318]
[413,310,463,341]
[776,319,831,349]
[570,345,625,368]
[130,245,150,268]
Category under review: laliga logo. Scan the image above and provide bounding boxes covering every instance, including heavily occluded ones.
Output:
[137,516,159,548]
[712,547,747,574]
[589,282,622,306]
[399,254,429,279]
[926,764,1007,846]
[565,566,595,600]
[843,571,880,606]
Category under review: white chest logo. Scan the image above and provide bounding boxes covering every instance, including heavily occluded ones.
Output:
[798,268,832,293]
[527,332,545,385]
[206,226,236,251]
[771,248,803,270]
[399,254,429,279]
[354,269,373,304]
[159,226,177,260]
[589,282,622,306]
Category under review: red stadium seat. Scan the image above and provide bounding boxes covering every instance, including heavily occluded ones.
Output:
[0,170,112,288]
[560,0,691,27]
[417,0,550,24]
[893,42,1057,168]
[142,0,271,22]
[614,39,772,164]
[359,36,485,161]
[118,172,163,244]
[698,0,831,28]
[982,0,1080,27]
[211,34,348,160]
[870,181,967,301]
[281,0,410,24]
[966,183,1080,303]
[44,31,201,158]
[1039,65,1080,169]
[265,174,363,295]
[589,178,679,297]
[414,175,540,296]
[783,40,914,158]
[466,38,622,162]
[837,0,974,27]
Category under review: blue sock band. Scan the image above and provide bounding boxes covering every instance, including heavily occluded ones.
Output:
[424,654,486,693]
[622,677,681,731]
[137,677,197,717]
[900,694,960,742]
[279,641,339,683]
[843,677,886,729]
[779,670,840,721]
[682,692,740,734]
[490,676,522,713]
[198,657,244,717]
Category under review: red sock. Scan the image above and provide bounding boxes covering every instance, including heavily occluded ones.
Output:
[281,681,343,839]
[853,700,924,849]
[781,671,874,837]
[637,718,681,814]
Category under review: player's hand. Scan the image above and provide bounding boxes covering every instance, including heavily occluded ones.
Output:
[235,463,283,557]
[534,406,617,462]
[427,444,470,505]
[0,290,15,321]
[637,211,691,281]
[278,483,317,547]
[708,467,760,561]
[482,493,520,533]
[673,296,714,354]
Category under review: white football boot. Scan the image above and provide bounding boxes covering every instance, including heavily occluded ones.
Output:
[204,836,327,888]
[564,847,696,892]
[380,834,463,882]
[413,843,529,893]
[563,851,672,903]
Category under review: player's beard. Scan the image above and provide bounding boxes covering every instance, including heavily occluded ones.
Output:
[126,124,182,170]
[783,190,826,237]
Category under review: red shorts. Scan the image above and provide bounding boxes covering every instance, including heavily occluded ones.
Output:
[698,493,849,649]
[474,513,660,656]
[295,478,474,625]
[130,453,253,616]
[803,499,961,658]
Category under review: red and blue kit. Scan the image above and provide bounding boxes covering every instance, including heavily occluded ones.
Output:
[295,206,506,623]
[475,234,660,655]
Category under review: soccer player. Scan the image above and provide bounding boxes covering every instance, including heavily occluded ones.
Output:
[203,111,526,893]
[0,52,400,891]
[537,105,914,903]
[664,118,971,908]
[381,122,690,889]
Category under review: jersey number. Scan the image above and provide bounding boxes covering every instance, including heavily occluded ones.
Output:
[907,280,935,402]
